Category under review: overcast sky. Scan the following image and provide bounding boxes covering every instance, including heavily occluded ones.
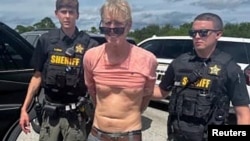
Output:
[1,0,250,31]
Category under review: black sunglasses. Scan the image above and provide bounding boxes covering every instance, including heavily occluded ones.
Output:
[188,29,220,38]
[99,27,125,36]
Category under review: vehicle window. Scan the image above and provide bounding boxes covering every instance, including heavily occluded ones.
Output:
[140,40,162,56]
[217,41,250,64]
[127,39,136,45]
[0,42,25,70]
[24,35,40,47]
[91,37,107,45]
[139,39,193,59]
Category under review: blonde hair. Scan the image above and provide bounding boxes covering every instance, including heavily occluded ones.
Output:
[100,0,132,24]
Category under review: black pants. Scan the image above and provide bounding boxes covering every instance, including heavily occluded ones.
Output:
[168,135,207,141]
[168,120,207,141]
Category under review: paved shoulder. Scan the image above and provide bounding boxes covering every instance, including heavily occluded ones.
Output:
[142,106,168,141]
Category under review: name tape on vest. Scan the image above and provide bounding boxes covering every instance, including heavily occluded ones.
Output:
[50,55,80,67]
[181,76,212,89]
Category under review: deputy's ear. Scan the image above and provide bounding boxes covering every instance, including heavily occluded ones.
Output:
[55,10,58,18]
[216,31,223,39]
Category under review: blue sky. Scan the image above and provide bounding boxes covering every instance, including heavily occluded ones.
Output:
[1,0,250,31]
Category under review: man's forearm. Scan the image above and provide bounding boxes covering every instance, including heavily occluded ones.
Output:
[22,73,42,111]
[22,84,39,111]
[235,106,250,124]
[237,112,250,124]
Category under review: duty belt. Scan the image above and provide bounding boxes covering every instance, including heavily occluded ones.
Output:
[91,126,142,141]
[44,99,79,111]
[43,99,83,117]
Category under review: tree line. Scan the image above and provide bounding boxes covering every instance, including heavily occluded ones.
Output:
[15,17,250,43]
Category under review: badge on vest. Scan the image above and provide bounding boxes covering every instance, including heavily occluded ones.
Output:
[209,64,221,76]
[75,43,84,54]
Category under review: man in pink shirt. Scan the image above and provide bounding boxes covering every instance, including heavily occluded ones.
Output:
[83,0,157,141]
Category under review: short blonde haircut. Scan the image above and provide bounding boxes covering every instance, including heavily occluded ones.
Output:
[100,0,132,24]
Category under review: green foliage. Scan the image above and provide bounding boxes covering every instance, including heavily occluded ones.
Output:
[15,25,35,33]
[90,26,98,33]
[33,17,56,30]
[15,17,57,33]
[14,16,250,42]
[129,23,192,43]
[223,22,250,38]
[129,22,250,43]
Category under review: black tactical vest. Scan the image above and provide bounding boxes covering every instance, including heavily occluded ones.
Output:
[42,29,91,97]
[168,51,232,124]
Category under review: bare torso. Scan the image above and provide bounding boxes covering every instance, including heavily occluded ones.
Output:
[93,84,144,132]
[84,44,157,132]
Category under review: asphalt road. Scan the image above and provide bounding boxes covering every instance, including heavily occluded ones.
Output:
[17,102,169,141]
[142,104,168,141]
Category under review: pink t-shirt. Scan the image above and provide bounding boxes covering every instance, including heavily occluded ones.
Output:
[83,44,157,95]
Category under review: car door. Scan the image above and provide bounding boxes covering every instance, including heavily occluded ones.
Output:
[0,22,34,139]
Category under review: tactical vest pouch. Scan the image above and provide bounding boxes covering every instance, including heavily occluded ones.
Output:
[182,92,197,116]
[45,65,66,88]
[207,95,229,125]
[65,68,80,87]
[215,108,226,123]
[172,88,212,120]
[172,120,205,141]
[175,93,184,115]
[56,75,66,88]
[195,94,211,119]
[66,75,76,87]
[45,65,81,89]
[168,91,178,114]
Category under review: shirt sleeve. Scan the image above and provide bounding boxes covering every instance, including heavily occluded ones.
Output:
[31,35,47,72]
[226,61,250,106]
[159,63,175,91]
[83,49,96,96]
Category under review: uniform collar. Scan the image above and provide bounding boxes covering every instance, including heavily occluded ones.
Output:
[59,27,80,42]
[189,48,221,63]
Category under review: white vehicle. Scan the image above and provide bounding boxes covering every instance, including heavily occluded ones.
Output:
[138,35,250,115]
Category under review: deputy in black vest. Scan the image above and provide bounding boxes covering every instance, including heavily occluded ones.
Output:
[152,12,250,141]
[19,0,98,141]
